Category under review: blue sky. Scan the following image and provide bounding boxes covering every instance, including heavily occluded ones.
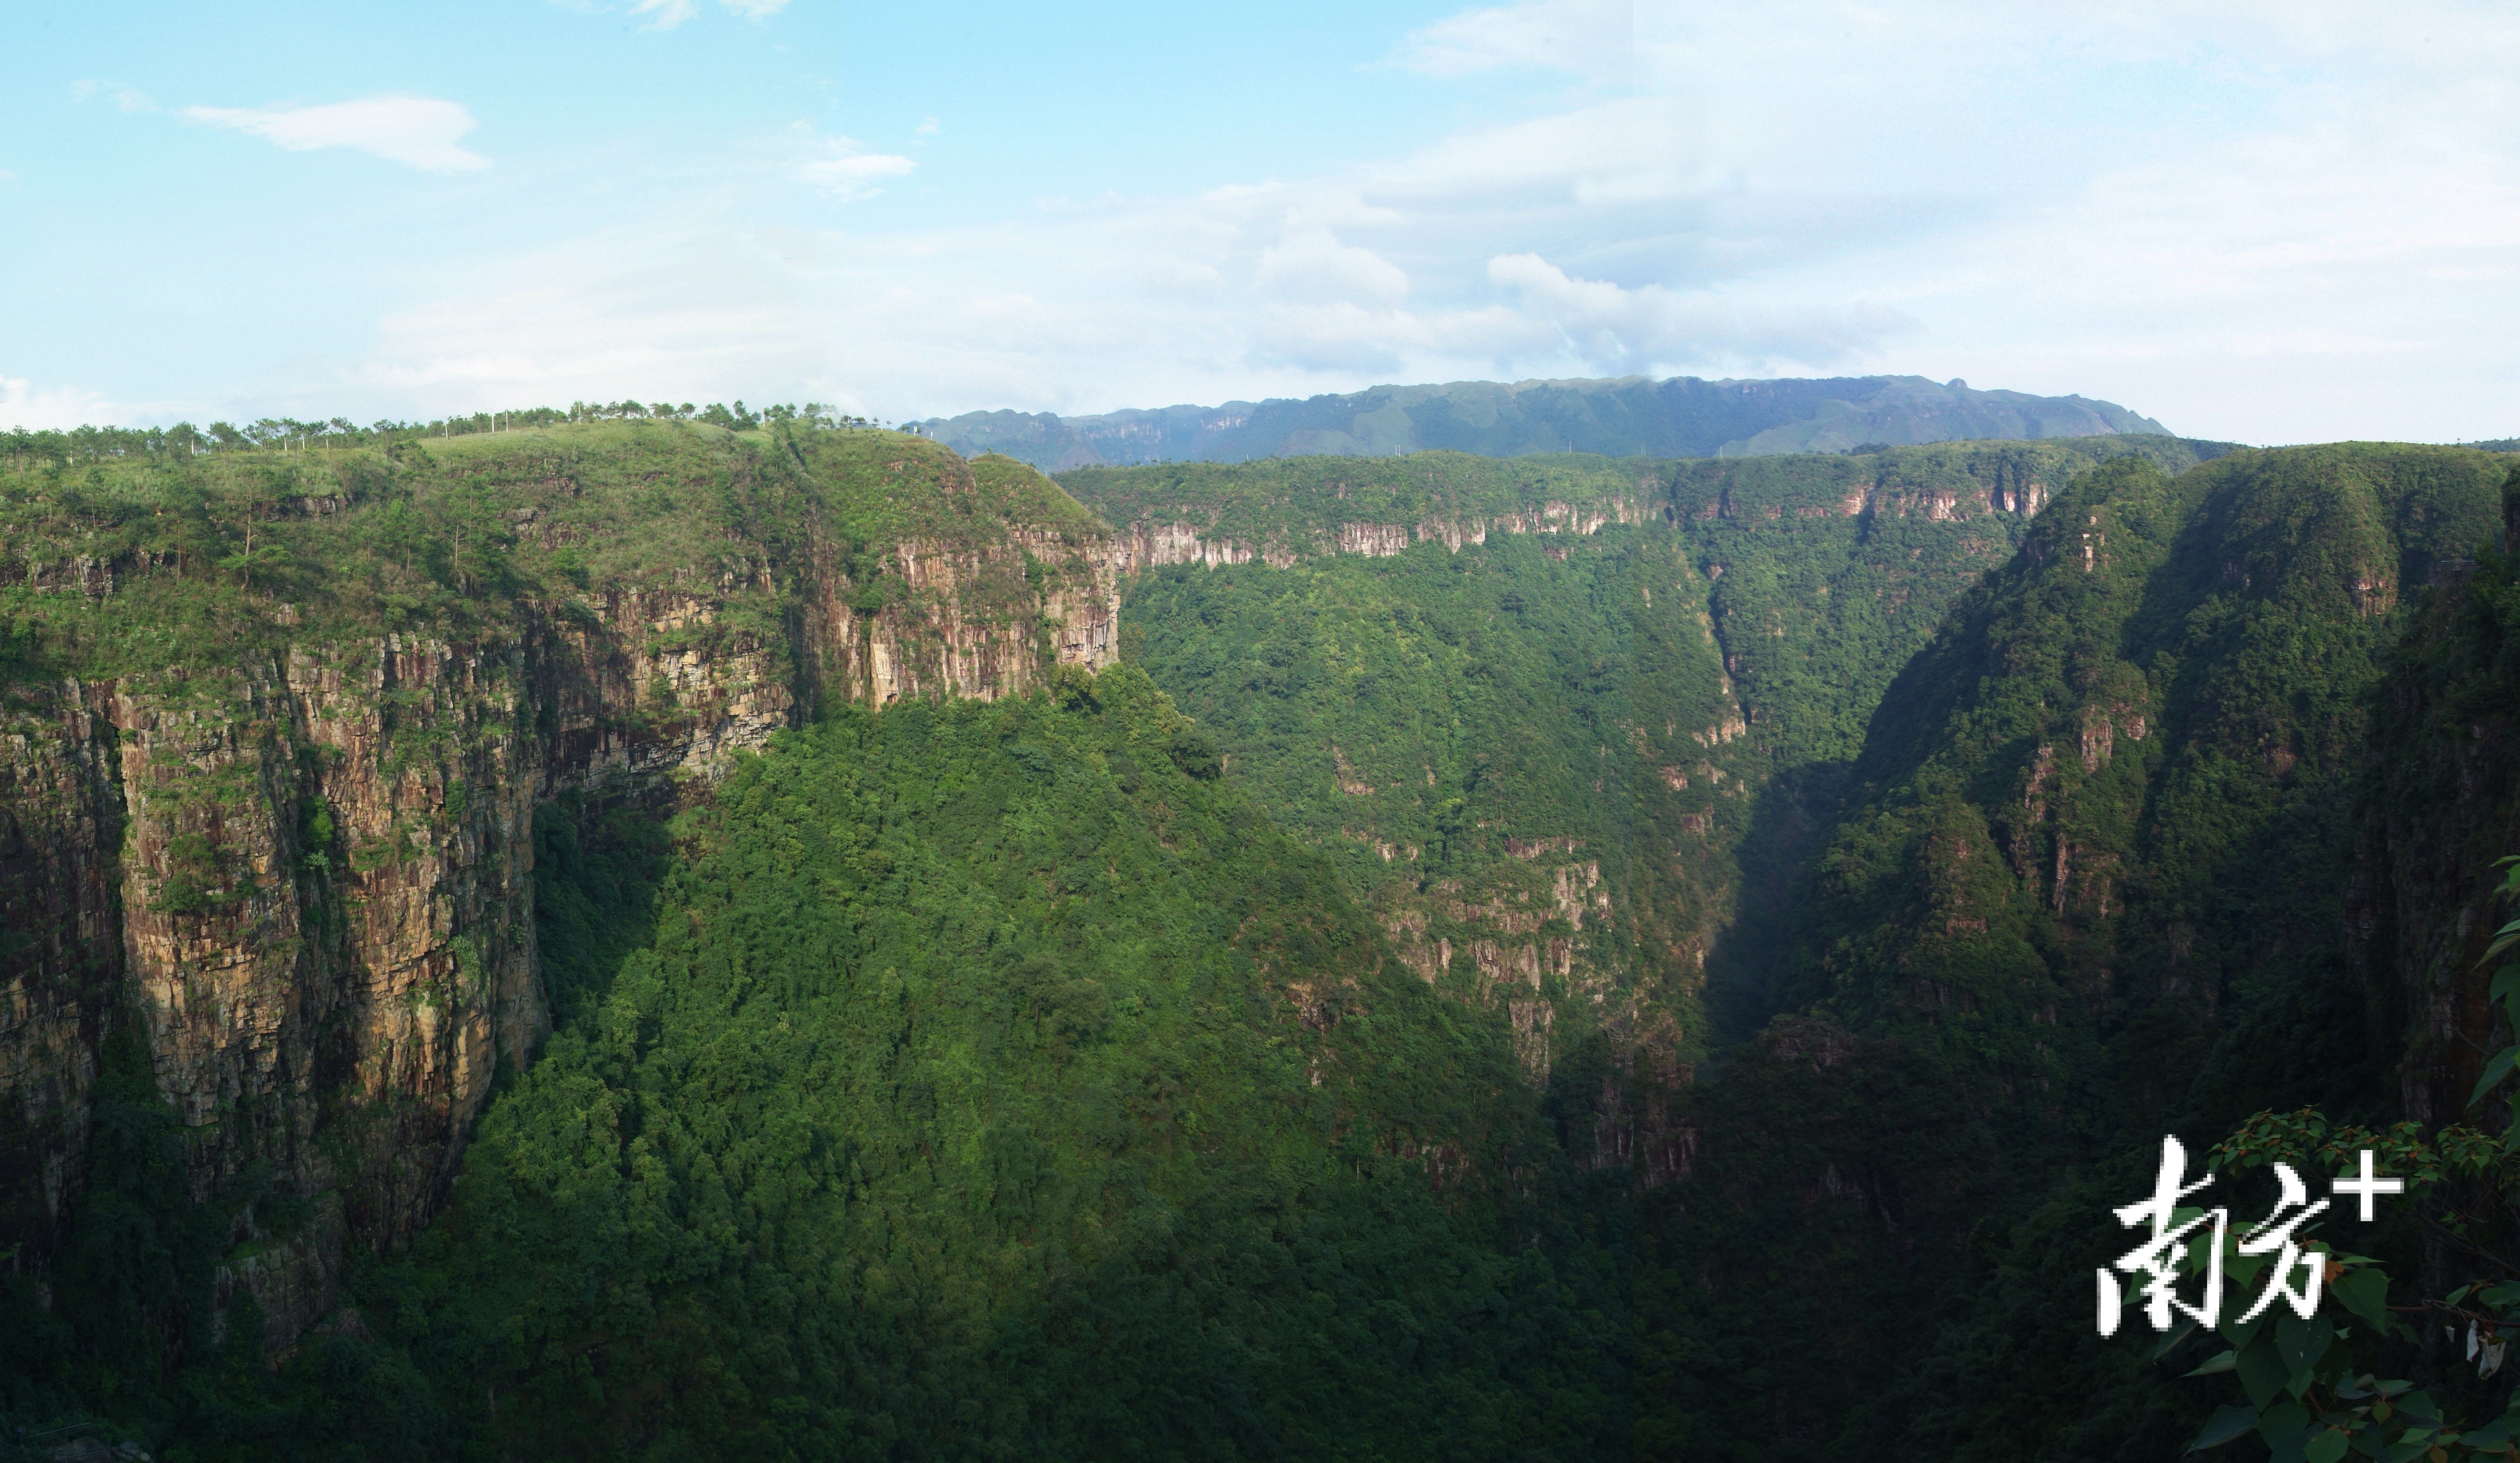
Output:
[5,1,2517,443]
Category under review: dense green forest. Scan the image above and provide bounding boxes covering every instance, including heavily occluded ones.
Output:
[1633,445,2518,1461]
[0,421,1631,1460]
[1065,440,2520,1460]
[368,672,1628,1460]
[0,400,892,469]
[1067,436,2219,1042]
[7,421,2520,1461]
[1113,531,1739,1099]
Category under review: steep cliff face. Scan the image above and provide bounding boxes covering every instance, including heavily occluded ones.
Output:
[0,680,121,1255]
[1108,497,1653,571]
[2352,485,2520,1127]
[806,531,1116,704]
[0,425,1116,1353]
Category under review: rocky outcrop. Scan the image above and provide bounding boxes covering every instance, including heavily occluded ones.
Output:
[1836,478,2048,520]
[1372,859,1623,1083]
[1112,498,1650,571]
[803,533,1118,704]
[1116,521,1288,572]
[1413,498,1651,549]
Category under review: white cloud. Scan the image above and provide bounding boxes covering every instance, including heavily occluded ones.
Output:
[1863,84,2520,440]
[629,0,696,26]
[1256,230,1411,306]
[314,145,1916,426]
[796,137,916,201]
[0,376,118,431]
[622,0,788,28]
[181,95,490,173]
[1487,253,1918,371]
[72,80,159,112]
[1392,0,1633,79]
[344,229,822,415]
[71,0,2520,443]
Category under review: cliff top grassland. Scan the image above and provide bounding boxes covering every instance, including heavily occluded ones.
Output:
[0,418,1101,695]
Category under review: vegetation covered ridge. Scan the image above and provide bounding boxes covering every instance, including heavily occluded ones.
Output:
[366,667,1629,1460]
[0,415,1104,684]
[1119,521,1739,1143]
[3,399,922,469]
[917,373,2180,471]
[1636,442,2518,1461]
[11,422,2520,1460]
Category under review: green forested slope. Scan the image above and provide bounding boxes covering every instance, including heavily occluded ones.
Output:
[1659,437,2217,1027]
[2362,486,2520,1128]
[0,419,1114,1458]
[1640,443,2513,1461]
[1666,436,2212,771]
[1796,444,2497,1080]
[1116,530,1747,1162]
[366,670,1622,1461]
[1068,437,2212,1061]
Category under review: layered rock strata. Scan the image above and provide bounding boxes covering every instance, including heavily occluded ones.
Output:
[1113,497,1652,572]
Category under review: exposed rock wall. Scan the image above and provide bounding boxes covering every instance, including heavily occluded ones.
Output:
[0,681,124,1253]
[2351,581,2520,1128]
[1113,497,1650,571]
[1830,477,2050,520]
[0,508,1120,1353]
[796,531,1119,706]
[1372,859,1618,1082]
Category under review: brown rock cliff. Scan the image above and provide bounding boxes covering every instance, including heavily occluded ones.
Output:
[0,430,1118,1353]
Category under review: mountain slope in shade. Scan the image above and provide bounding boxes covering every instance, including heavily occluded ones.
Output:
[1637,443,2515,1460]
[914,374,2175,470]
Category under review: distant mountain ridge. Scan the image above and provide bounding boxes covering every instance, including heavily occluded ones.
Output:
[912,373,2173,470]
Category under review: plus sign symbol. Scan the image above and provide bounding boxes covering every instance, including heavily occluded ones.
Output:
[2332,1149,2405,1222]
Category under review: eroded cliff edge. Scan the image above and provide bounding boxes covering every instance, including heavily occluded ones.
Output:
[0,426,1116,1351]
